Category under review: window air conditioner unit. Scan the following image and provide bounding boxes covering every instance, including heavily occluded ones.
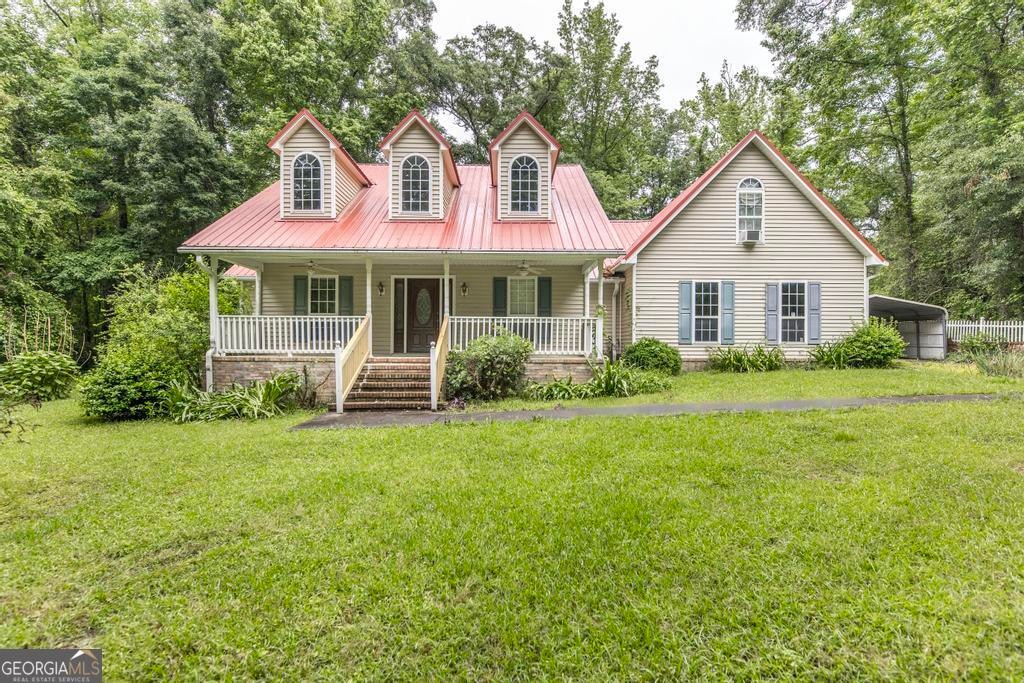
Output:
[742,229,761,244]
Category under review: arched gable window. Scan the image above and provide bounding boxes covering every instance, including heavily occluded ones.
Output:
[401,155,431,213]
[510,156,540,213]
[292,153,322,211]
[737,177,763,240]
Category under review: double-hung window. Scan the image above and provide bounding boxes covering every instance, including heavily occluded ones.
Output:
[781,282,806,342]
[694,281,720,343]
[508,277,537,316]
[309,276,337,315]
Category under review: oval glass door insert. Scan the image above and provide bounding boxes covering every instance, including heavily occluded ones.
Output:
[415,288,432,325]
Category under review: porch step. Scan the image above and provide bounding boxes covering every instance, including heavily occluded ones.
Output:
[343,399,432,411]
[341,356,435,411]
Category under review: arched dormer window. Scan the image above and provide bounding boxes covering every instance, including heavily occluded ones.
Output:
[737,177,763,241]
[292,153,322,211]
[400,155,430,213]
[510,155,540,213]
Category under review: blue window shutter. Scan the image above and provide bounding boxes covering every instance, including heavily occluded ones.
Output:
[537,277,552,317]
[493,278,507,316]
[722,281,735,345]
[765,283,779,344]
[293,275,308,315]
[678,281,693,345]
[339,276,354,315]
[808,282,822,344]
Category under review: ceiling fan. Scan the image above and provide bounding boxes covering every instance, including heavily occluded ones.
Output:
[306,260,347,275]
[515,260,545,276]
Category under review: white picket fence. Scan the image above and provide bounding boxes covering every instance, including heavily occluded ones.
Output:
[947,319,1024,344]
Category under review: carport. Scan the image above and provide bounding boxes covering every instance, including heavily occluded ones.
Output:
[869,295,947,360]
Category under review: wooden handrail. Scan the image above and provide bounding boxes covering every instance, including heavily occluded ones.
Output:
[430,315,451,411]
[334,314,371,413]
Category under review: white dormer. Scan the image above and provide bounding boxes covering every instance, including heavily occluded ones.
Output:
[379,110,460,220]
[488,111,561,221]
[267,108,370,219]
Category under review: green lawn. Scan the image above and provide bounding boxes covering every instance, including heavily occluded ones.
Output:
[3,393,1024,678]
[475,360,1024,412]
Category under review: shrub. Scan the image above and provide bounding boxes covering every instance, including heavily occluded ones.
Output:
[621,338,681,375]
[809,340,850,369]
[81,263,244,421]
[166,372,300,422]
[443,332,533,401]
[525,362,671,400]
[956,331,1007,358]
[79,353,183,420]
[525,375,591,400]
[974,350,1024,378]
[809,319,905,369]
[839,318,906,368]
[0,351,78,401]
[708,345,785,373]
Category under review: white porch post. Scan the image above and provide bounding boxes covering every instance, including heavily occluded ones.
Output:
[364,259,373,319]
[254,264,263,315]
[583,267,591,316]
[443,257,450,317]
[596,266,604,359]
[205,256,220,351]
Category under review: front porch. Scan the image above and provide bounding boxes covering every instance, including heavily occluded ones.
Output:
[198,253,614,409]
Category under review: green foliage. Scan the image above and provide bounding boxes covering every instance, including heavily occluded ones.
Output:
[443,333,534,401]
[525,362,671,400]
[0,351,78,402]
[79,353,183,421]
[708,345,785,373]
[102,264,241,385]
[810,319,906,369]
[166,372,300,422]
[974,351,1024,379]
[808,340,851,370]
[620,338,681,375]
[956,332,1007,358]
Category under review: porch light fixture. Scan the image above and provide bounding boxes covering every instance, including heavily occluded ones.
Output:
[377,281,385,297]
[460,282,468,297]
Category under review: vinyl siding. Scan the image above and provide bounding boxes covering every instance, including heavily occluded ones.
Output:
[281,122,333,218]
[259,263,587,356]
[497,125,550,219]
[635,145,867,359]
[389,123,442,219]
[442,171,455,215]
[333,162,363,215]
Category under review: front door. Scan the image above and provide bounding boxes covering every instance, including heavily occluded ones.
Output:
[405,278,440,353]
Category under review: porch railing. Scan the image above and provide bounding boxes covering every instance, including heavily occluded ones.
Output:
[450,316,596,356]
[429,315,451,411]
[334,315,371,413]
[218,315,363,354]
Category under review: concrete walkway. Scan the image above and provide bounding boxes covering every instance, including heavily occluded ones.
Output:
[293,392,1005,430]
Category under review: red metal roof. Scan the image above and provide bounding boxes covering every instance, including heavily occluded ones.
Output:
[181,164,622,254]
[223,264,256,278]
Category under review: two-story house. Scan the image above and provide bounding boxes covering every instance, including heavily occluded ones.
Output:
[180,110,885,410]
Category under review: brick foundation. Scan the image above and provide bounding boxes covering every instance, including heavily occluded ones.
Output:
[212,355,337,403]
[214,354,597,405]
[525,356,593,383]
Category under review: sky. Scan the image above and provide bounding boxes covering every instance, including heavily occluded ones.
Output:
[430,0,776,108]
